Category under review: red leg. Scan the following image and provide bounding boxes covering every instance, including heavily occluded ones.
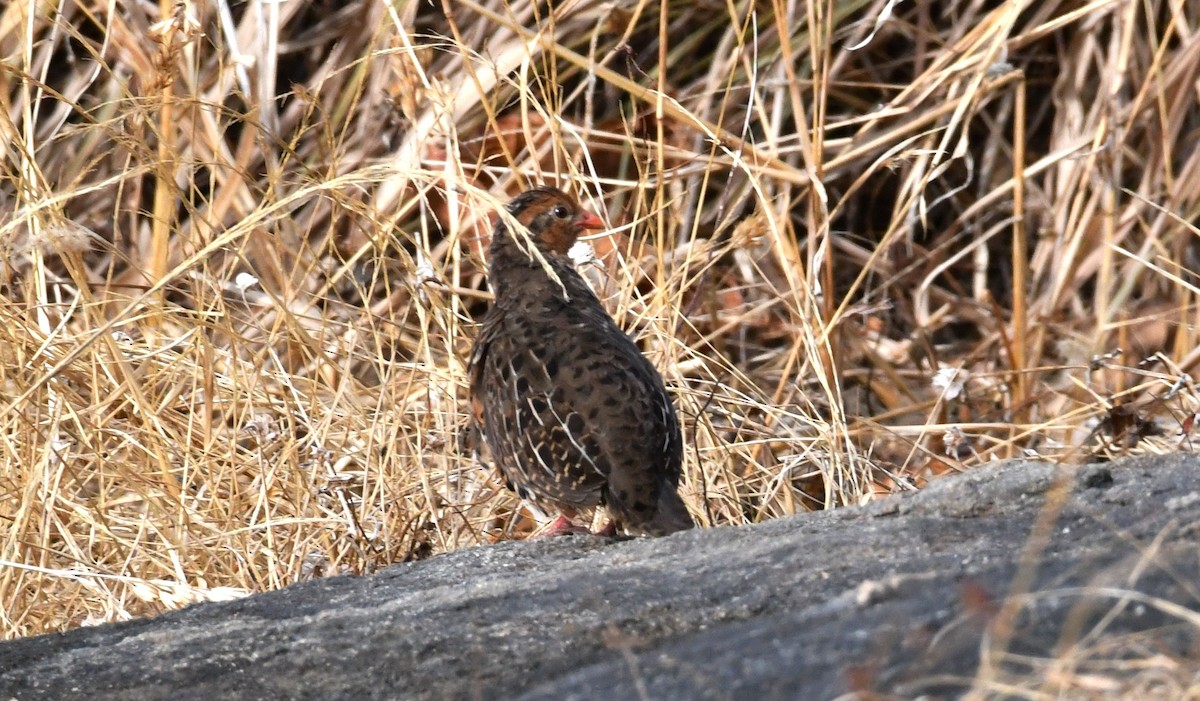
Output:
[533,514,590,537]
[590,521,618,537]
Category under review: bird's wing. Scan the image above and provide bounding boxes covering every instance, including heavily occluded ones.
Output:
[472,312,610,508]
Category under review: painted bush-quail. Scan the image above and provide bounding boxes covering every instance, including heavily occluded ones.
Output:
[467,186,693,537]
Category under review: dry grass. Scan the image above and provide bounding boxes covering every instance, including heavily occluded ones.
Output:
[0,0,1197,674]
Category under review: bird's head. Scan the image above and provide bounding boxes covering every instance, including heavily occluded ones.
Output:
[491,186,605,260]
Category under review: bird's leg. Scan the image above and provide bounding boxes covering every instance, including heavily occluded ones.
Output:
[531,508,589,537]
[535,515,589,537]
[590,521,618,537]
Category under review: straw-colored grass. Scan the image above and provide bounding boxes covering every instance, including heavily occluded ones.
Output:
[1,1,1198,682]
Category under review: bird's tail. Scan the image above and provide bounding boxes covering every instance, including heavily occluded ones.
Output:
[640,484,695,536]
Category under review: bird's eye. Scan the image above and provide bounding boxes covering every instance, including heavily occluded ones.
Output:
[551,204,570,219]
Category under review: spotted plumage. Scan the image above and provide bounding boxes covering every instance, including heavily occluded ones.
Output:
[467,186,693,537]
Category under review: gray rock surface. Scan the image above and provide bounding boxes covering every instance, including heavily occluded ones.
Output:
[2,454,1199,700]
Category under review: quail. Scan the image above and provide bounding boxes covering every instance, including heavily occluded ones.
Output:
[467,186,693,537]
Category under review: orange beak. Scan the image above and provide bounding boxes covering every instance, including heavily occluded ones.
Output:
[575,209,605,230]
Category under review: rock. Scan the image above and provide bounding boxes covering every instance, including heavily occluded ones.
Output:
[2,454,1199,700]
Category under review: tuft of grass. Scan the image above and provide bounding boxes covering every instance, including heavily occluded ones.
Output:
[0,0,1197,666]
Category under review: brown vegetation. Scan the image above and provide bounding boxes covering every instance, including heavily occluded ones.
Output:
[0,0,1197,669]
